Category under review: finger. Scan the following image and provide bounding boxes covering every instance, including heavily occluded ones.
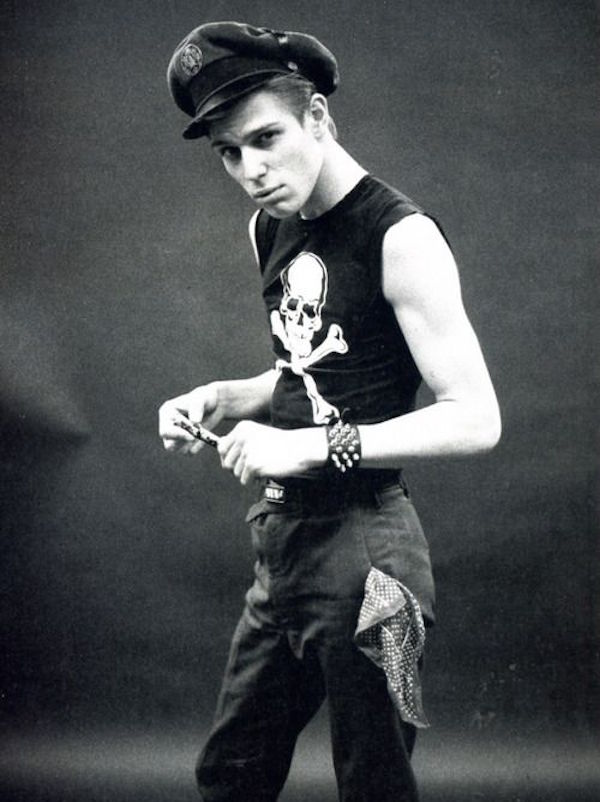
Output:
[221,440,242,471]
[159,405,194,437]
[219,429,245,470]
[188,439,206,455]
[217,432,234,460]
[233,450,246,479]
[162,436,195,453]
[187,396,207,425]
[240,461,254,486]
[161,423,195,441]
[159,396,190,424]
[180,441,200,455]
[163,438,196,455]
[171,418,203,440]
[188,408,207,426]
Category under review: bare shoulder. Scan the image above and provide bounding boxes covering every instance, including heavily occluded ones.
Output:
[383,213,449,257]
[382,213,461,307]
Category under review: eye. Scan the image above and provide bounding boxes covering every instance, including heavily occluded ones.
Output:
[256,129,279,147]
[219,146,240,162]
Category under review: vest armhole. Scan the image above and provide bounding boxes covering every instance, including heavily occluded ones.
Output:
[248,210,261,266]
[251,210,279,273]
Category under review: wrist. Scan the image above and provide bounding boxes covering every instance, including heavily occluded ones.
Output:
[326,420,362,473]
[294,427,329,472]
[207,380,236,419]
[210,374,274,421]
[208,380,224,409]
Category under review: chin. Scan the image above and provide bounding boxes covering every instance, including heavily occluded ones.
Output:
[262,202,299,219]
[265,207,295,220]
[261,190,307,219]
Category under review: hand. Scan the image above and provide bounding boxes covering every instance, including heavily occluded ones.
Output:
[217,421,327,485]
[158,383,223,455]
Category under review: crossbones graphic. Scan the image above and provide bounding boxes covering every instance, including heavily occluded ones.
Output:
[271,252,348,424]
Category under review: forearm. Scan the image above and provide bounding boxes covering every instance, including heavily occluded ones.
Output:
[213,394,500,484]
[359,395,501,468]
[263,394,500,476]
[212,369,277,421]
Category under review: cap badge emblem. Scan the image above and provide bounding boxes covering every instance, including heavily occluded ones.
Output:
[180,43,203,77]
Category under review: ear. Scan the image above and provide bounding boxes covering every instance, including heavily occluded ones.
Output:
[306,94,330,138]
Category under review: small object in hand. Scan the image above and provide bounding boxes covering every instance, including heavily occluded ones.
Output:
[327,419,361,472]
[174,417,220,448]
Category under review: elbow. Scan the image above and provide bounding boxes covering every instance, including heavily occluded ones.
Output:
[479,419,502,452]
[473,402,502,453]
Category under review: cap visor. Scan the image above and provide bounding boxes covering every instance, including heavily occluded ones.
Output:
[182,69,290,139]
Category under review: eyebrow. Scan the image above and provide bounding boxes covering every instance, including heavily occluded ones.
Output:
[210,121,280,150]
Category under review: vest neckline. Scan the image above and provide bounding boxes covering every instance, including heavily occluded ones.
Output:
[296,174,371,228]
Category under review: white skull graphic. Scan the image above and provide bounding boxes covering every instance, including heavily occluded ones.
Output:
[279,252,327,358]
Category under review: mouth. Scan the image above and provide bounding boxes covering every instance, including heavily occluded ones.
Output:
[252,186,283,201]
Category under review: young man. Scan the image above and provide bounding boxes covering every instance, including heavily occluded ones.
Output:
[160,21,501,802]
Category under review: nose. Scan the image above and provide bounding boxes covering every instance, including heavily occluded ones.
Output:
[240,147,267,182]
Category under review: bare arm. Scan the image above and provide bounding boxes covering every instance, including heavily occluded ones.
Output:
[214,215,500,483]
[210,370,278,420]
[159,369,277,454]
[161,214,499,479]
[359,214,501,466]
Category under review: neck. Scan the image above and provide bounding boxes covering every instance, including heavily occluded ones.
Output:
[300,140,367,219]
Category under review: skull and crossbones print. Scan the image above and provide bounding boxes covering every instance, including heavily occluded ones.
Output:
[270,252,348,424]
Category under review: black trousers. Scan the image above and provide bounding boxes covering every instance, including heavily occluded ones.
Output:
[196,478,434,801]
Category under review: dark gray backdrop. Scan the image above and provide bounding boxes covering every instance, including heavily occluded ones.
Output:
[1,1,598,800]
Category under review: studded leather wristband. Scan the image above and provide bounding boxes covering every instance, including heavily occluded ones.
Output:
[326,420,362,473]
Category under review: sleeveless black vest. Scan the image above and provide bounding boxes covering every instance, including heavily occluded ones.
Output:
[255,174,425,429]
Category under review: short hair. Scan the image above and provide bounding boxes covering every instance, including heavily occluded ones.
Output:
[205,72,338,139]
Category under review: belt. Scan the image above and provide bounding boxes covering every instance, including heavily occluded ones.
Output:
[261,469,405,506]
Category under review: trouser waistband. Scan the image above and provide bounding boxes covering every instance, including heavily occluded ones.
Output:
[261,469,405,506]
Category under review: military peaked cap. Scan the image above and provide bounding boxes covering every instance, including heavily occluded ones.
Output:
[167,21,339,139]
